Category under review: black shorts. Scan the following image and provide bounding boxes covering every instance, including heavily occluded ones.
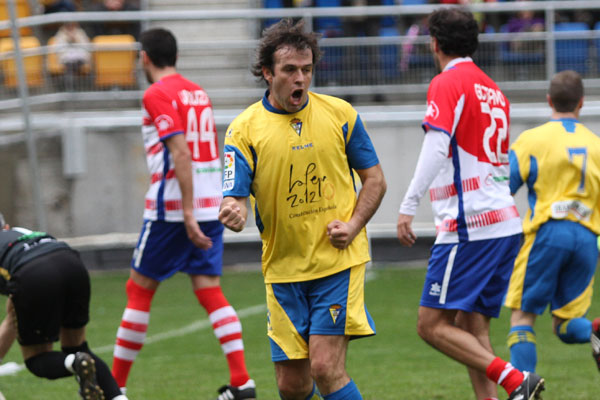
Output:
[9,248,90,346]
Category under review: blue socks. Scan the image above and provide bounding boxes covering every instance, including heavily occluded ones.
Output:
[556,318,592,344]
[279,379,361,399]
[324,380,362,400]
[508,325,537,372]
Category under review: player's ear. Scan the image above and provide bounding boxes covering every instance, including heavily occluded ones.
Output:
[262,66,273,85]
[140,50,150,65]
[546,93,553,109]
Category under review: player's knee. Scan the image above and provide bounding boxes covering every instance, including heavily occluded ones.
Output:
[278,380,313,399]
[310,357,343,385]
[416,318,436,344]
[24,353,63,380]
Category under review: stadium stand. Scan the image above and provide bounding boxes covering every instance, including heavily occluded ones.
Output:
[0,0,32,38]
[91,34,136,88]
[555,21,590,75]
[0,36,43,88]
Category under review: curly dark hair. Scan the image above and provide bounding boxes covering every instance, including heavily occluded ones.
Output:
[428,8,478,57]
[549,70,584,113]
[251,19,322,84]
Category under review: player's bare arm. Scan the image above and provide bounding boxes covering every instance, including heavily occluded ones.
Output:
[327,164,386,250]
[397,213,417,247]
[219,196,248,233]
[0,298,16,362]
[165,134,212,250]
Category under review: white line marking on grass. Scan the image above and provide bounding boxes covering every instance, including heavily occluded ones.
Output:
[94,303,267,355]
[0,269,380,376]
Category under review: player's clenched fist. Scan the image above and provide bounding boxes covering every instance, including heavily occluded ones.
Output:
[219,203,246,232]
[327,219,359,250]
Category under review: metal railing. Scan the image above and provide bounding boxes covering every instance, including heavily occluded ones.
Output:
[3,1,600,232]
[1,2,600,112]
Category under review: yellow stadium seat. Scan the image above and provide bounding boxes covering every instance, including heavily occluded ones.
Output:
[46,35,64,75]
[0,36,43,88]
[92,34,136,88]
[0,0,33,38]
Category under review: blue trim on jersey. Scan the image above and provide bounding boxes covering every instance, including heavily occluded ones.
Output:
[526,155,538,220]
[159,129,184,141]
[342,122,357,192]
[262,90,309,114]
[422,122,451,137]
[552,117,579,133]
[157,147,170,220]
[342,121,349,143]
[223,145,253,198]
[249,145,258,180]
[450,135,468,241]
[346,115,379,170]
[254,202,264,233]
[509,149,523,195]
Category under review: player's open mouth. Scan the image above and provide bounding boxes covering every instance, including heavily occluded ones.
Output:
[291,89,303,101]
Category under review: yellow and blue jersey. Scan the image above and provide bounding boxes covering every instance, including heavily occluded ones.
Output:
[509,118,600,235]
[223,91,379,283]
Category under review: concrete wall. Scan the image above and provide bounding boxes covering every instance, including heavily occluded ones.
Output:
[4,101,600,238]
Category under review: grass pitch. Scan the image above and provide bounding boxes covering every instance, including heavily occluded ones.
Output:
[1,263,599,399]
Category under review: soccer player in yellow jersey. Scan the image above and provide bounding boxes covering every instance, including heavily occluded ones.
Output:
[505,70,600,375]
[219,19,386,400]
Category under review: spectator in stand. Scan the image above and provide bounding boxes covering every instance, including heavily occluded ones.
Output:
[504,3,544,55]
[86,0,140,40]
[53,22,91,75]
[41,0,77,13]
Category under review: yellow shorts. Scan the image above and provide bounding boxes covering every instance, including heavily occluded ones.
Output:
[266,263,375,361]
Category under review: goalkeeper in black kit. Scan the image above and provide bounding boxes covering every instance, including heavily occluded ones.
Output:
[0,212,127,400]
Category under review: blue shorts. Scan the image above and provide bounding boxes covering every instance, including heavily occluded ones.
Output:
[131,219,224,281]
[421,234,521,318]
[505,219,597,319]
[266,264,375,362]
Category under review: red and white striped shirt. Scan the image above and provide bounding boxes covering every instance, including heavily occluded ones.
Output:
[401,58,522,243]
[141,74,222,222]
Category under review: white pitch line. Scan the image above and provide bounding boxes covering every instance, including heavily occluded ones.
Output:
[0,303,267,377]
[94,303,267,355]
[0,269,380,377]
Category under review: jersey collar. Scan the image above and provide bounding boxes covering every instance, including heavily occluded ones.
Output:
[262,90,309,114]
[444,57,473,72]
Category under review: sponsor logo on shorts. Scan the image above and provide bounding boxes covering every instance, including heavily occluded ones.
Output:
[329,304,342,324]
[429,282,441,297]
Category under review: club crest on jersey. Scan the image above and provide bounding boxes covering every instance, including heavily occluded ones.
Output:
[154,114,174,132]
[290,118,303,136]
[425,101,439,120]
[329,304,342,324]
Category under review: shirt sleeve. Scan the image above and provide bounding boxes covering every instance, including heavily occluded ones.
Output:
[509,136,529,195]
[422,74,459,137]
[143,89,184,140]
[399,129,450,215]
[346,114,379,170]
[222,124,254,198]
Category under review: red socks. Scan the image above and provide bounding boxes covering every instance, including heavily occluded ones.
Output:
[195,286,250,387]
[112,279,156,388]
[486,357,524,395]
